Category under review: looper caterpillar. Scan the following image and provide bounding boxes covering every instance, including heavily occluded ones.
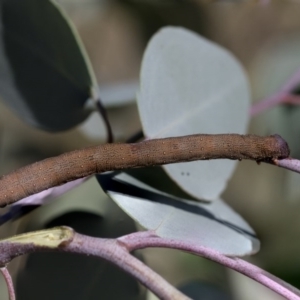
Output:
[0,133,290,207]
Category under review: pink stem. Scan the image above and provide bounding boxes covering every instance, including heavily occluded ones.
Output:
[273,158,300,174]
[63,233,190,300]
[0,267,15,300]
[250,92,286,116]
[251,67,300,117]
[1,228,299,300]
[118,231,300,300]
[282,94,300,105]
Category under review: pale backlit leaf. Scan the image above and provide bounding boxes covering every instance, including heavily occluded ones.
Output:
[98,168,259,256]
[138,27,250,201]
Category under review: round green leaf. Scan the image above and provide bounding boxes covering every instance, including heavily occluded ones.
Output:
[0,0,97,130]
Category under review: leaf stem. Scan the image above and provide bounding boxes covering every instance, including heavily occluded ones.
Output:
[250,67,300,116]
[273,157,300,174]
[1,228,299,300]
[0,229,190,300]
[118,231,300,300]
[95,97,114,143]
[0,267,15,300]
[65,233,190,300]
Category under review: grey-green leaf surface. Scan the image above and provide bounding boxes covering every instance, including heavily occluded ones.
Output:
[138,27,250,201]
[0,0,97,131]
[98,170,259,256]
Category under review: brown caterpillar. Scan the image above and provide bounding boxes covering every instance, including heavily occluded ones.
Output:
[0,134,290,207]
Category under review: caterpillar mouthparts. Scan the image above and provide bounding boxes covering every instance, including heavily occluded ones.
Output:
[272,134,290,159]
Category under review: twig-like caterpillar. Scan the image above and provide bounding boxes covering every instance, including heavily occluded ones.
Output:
[0,134,290,207]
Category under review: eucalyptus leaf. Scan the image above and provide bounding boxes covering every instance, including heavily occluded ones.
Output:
[137,27,250,201]
[97,169,259,256]
[0,0,97,131]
